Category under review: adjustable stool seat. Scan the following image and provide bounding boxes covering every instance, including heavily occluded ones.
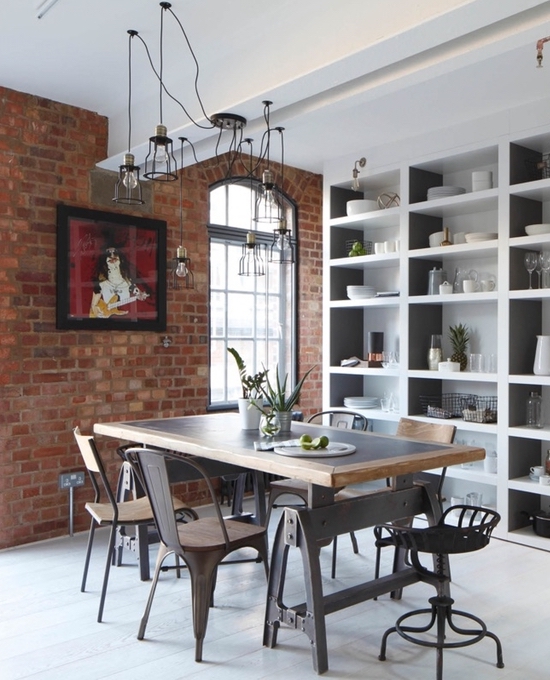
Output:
[375,505,504,680]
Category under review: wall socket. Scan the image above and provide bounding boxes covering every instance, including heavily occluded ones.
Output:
[59,471,86,489]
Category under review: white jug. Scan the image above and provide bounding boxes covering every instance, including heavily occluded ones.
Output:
[534,335,550,375]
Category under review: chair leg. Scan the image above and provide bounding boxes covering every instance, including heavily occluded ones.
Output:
[349,531,359,554]
[331,536,338,579]
[138,543,171,640]
[81,518,96,592]
[97,523,118,623]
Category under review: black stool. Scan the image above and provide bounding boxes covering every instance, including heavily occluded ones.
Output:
[375,505,504,680]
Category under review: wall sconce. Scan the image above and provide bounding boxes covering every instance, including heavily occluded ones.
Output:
[352,157,366,191]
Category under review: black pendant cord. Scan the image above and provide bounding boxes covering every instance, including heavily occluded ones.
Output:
[126,30,137,153]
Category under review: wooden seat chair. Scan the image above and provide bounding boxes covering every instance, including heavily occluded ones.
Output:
[125,447,269,662]
[73,427,196,622]
[266,410,369,578]
[373,417,457,587]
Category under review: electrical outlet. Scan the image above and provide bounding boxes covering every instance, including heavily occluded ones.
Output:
[59,471,86,489]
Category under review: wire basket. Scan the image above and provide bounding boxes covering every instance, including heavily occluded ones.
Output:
[420,393,477,420]
[345,239,373,256]
[462,396,498,423]
[525,153,550,181]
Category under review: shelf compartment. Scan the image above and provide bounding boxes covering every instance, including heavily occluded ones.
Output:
[409,369,497,382]
[330,298,400,309]
[409,241,498,259]
[509,476,550,495]
[410,191,498,218]
[509,374,550,385]
[329,366,400,377]
[329,208,400,230]
[330,253,399,269]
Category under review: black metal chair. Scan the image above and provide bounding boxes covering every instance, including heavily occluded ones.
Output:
[266,410,368,578]
[125,447,269,662]
[375,505,504,680]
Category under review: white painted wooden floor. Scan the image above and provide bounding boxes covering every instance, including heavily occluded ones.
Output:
[1,501,549,680]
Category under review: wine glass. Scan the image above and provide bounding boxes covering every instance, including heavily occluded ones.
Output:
[540,251,550,288]
[524,251,538,289]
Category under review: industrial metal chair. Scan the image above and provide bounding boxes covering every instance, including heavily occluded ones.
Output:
[373,418,456,587]
[266,410,368,578]
[73,427,196,622]
[376,505,504,679]
[125,447,269,662]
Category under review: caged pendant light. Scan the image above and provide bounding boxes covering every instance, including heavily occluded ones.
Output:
[113,31,144,205]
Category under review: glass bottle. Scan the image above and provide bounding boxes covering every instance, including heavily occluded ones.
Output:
[526,391,543,429]
[427,334,443,370]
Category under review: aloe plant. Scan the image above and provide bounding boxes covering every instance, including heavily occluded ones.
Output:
[258,364,314,412]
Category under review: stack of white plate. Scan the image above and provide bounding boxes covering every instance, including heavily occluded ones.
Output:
[427,186,466,200]
[525,223,550,236]
[464,232,498,243]
[344,396,379,409]
[347,285,376,299]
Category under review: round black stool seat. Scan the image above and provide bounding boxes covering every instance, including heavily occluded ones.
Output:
[375,505,504,680]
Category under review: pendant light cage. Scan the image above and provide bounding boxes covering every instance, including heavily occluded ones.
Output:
[239,234,266,276]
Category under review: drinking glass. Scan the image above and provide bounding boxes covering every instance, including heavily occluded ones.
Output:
[540,251,550,288]
[524,252,538,289]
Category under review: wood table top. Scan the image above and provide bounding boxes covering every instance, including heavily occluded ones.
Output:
[94,413,484,488]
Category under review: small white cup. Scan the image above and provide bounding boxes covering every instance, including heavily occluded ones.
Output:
[384,240,396,253]
[374,242,384,254]
[539,475,550,486]
[463,279,478,293]
[483,451,497,474]
[531,465,545,477]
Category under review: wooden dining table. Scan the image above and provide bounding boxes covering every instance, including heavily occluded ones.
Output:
[94,413,484,674]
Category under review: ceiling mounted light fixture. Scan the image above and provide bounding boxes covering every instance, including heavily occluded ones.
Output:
[352,157,366,191]
[113,31,144,205]
[239,231,266,277]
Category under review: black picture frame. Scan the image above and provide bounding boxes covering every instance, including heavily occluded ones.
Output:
[56,204,167,331]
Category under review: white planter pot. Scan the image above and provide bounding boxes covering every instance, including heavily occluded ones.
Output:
[238,398,262,430]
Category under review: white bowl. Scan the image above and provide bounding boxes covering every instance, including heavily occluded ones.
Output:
[464,232,498,242]
[346,199,378,216]
[525,223,550,236]
[428,231,445,247]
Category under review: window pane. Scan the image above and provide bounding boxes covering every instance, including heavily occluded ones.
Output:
[227,184,253,227]
[210,291,226,337]
[210,186,227,225]
[210,241,226,288]
[227,292,255,338]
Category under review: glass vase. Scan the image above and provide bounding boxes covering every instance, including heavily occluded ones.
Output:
[259,412,281,437]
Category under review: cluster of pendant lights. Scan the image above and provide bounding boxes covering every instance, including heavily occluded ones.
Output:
[113,1,294,284]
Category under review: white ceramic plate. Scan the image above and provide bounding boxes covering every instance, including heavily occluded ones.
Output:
[525,223,550,236]
[273,442,356,458]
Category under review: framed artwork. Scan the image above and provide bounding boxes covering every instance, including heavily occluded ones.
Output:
[56,205,167,331]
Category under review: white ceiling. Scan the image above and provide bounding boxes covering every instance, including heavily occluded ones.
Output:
[3,0,550,174]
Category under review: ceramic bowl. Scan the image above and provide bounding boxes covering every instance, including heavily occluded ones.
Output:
[428,231,445,247]
[346,199,378,216]
[525,223,550,236]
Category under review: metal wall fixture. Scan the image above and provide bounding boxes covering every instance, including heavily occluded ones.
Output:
[351,157,366,191]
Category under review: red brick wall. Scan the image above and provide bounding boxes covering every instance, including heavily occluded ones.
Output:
[0,86,323,549]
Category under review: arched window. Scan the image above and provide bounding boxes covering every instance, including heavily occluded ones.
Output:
[208,177,297,408]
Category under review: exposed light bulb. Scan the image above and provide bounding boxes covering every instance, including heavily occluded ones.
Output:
[122,169,138,190]
[154,143,169,166]
[176,260,188,277]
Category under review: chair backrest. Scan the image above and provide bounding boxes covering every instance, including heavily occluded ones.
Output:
[73,426,118,508]
[396,417,456,444]
[124,448,231,552]
[307,410,368,431]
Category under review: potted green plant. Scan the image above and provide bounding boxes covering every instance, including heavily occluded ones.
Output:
[227,348,267,430]
[256,364,314,434]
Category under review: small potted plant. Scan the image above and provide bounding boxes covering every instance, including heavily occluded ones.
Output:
[256,364,314,434]
[227,347,267,430]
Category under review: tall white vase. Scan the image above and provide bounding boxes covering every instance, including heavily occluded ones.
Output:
[238,398,262,430]
[534,335,550,375]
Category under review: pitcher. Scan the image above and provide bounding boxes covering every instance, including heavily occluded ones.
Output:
[534,335,550,375]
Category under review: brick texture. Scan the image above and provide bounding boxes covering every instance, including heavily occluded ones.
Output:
[0,86,323,548]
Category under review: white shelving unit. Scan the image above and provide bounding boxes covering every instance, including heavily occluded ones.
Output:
[323,130,550,551]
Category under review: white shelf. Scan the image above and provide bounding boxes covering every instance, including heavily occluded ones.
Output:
[329,207,400,229]
[330,298,400,309]
[510,233,550,249]
[509,476,550,495]
[506,528,550,551]
[408,414,498,434]
[509,288,550,300]
[509,374,550,385]
[330,253,399,269]
[409,241,498,260]
[409,190,498,217]
[409,369,497,382]
[508,425,550,439]
[409,292,497,305]
[329,366,400,377]
[509,178,550,201]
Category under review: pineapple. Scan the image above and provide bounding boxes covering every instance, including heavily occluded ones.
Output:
[449,323,470,371]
